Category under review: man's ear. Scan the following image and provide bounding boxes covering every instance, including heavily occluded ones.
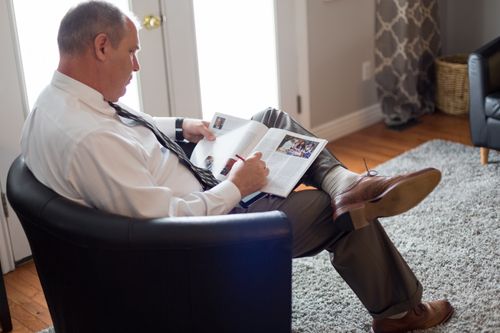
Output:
[94,33,110,61]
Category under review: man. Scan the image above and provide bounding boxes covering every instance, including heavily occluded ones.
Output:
[21,1,453,332]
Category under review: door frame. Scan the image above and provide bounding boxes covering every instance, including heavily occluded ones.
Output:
[130,0,173,117]
[275,0,308,126]
[0,0,31,271]
[0,189,15,274]
[160,0,203,119]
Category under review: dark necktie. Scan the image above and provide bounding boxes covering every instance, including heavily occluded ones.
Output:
[109,102,220,190]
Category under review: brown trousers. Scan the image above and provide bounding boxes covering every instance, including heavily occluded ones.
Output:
[231,108,423,318]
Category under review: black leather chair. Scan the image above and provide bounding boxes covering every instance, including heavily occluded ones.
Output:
[468,36,500,164]
[6,156,292,333]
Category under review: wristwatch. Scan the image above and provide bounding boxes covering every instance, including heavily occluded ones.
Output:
[175,117,184,141]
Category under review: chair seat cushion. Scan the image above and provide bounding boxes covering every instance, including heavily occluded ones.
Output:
[485,92,500,119]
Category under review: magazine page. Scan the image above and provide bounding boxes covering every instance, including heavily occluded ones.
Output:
[251,128,327,197]
[190,113,268,180]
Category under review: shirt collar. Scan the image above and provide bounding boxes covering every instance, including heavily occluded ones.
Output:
[51,71,115,117]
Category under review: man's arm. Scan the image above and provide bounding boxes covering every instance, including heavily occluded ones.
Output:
[153,117,215,143]
[68,130,241,218]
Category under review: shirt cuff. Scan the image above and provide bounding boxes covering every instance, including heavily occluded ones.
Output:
[153,117,176,139]
[208,180,242,209]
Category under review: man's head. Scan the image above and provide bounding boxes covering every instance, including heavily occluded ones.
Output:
[57,1,140,102]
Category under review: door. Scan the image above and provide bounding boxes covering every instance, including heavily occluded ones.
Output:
[1,0,300,267]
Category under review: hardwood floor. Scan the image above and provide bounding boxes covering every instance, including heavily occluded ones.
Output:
[327,111,472,173]
[2,111,472,333]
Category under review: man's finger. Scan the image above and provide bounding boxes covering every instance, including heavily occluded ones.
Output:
[198,124,215,140]
[252,151,263,159]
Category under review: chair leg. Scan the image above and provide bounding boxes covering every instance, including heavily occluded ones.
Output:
[480,147,489,165]
[0,268,13,332]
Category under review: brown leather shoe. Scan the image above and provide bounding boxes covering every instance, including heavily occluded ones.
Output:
[332,168,441,229]
[371,300,454,333]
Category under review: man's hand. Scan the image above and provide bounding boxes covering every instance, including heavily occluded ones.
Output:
[228,152,269,197]
[182,119,215,143]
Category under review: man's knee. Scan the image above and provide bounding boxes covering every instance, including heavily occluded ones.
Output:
[286,190,332,221]
[251,107,284,123]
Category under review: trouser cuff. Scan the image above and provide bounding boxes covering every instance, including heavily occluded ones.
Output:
[369,281,423,319]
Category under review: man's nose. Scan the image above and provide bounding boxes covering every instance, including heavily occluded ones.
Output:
[133,55,140,71]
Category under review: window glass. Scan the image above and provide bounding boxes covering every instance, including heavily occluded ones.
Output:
[193,0,279,120]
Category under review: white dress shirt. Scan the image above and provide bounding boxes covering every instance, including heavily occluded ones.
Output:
[21,71,241,218]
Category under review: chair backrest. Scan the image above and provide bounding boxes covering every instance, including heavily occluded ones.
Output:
[7,156,292,333]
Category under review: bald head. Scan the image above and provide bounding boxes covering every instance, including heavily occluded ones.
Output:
[57,1,127,55]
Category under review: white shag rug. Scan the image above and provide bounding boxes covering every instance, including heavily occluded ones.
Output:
[291,140,500,332]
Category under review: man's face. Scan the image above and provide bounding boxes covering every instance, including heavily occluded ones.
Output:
[105,19,140,102]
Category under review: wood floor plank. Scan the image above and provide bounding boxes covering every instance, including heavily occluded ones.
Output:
[5,284,51,325]
[10,318,32,333]
[2,111,471,333]
[14,265,43,291]
[4,274,38,299]
[8,303,47,333]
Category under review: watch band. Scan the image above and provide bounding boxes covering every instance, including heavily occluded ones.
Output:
[175,117,185,141]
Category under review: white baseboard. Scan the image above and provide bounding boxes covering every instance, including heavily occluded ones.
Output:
[312,103,383,142]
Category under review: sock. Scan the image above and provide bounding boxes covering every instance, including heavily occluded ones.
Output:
[321,166,359,199]
[387,311,408,319]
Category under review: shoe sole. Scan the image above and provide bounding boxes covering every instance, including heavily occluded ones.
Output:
[345,168,441,229]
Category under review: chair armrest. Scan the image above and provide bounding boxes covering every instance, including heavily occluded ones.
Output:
[131,211,291,248]
[468,36,500,146]
[469,53,488,145]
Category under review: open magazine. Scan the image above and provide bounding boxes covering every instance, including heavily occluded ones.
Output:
[190,113,327,198]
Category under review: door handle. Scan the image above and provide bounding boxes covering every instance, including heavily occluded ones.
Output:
[142,15,162,30]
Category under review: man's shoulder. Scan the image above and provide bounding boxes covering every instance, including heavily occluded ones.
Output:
[25,92,123,160]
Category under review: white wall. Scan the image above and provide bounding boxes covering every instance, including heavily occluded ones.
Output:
[305,0,377,128]
[440,0,500,55]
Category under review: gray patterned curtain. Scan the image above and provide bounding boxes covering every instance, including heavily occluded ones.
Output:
[374,0,441,127]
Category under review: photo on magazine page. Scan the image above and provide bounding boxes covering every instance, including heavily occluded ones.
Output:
[276,135,320,159]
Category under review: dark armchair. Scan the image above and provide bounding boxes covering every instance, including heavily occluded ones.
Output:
[7,156,292,333]
[468,36,500,164]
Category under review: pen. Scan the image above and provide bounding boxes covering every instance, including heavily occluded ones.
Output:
[235,154,246,162]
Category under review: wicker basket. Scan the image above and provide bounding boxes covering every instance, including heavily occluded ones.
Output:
[435,54,469,115]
